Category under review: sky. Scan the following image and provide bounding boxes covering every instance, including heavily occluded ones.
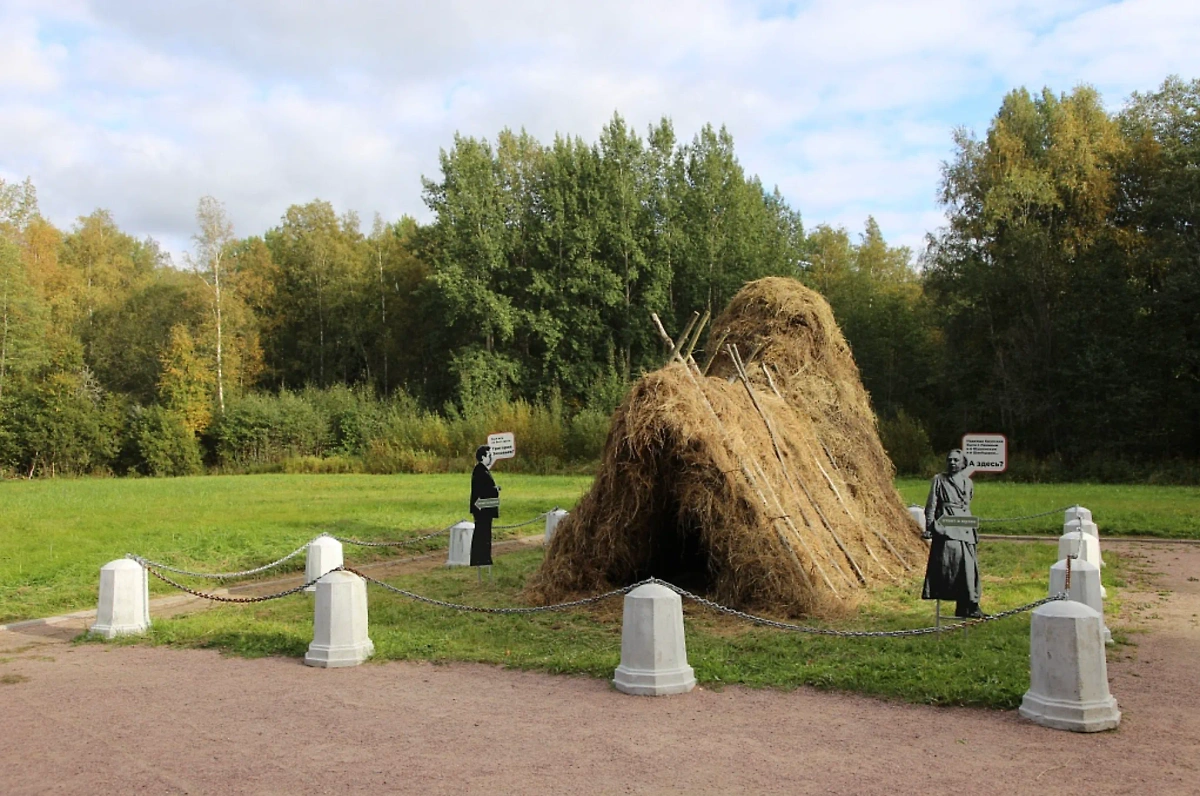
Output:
[2,0,1199,266]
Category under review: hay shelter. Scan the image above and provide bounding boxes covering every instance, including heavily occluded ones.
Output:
[527,277,925,617]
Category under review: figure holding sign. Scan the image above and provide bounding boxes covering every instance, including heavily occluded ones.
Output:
[921,449,984,618]
[469,445,501,580]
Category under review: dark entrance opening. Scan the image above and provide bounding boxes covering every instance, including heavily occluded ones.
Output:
[633,449,715,594]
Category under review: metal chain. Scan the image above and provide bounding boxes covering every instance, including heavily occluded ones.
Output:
[140,561,330,602]
[658,580,1068,637]
[349,568,647,614]
[126,543,312,580]
[978,505,1075,523]
[133,552,1067,639]
[493,511,552,530]
[331,520,462,548]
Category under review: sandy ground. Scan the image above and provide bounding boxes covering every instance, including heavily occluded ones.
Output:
[1,539,1196,795]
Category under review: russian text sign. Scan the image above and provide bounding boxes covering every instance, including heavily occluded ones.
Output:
[962,433,1006,473]
[487,432,516,460]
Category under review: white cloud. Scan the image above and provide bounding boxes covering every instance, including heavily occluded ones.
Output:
[1,0,1198,266]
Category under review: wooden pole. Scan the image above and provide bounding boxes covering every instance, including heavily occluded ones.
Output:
[729,344,866,586]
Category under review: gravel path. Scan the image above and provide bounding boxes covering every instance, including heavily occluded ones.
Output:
[1,540,1196,795]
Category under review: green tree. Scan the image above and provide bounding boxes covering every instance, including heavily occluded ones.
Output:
[158,323,216,436]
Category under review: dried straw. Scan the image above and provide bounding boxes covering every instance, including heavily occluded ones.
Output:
[525,277,924,618]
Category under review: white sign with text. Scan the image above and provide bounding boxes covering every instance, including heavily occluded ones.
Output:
[487,431,516,460]
[961,433,1007,474]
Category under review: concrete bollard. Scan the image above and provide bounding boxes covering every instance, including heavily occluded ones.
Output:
[1050,559,1112,645]
[305,535,344,593]
[446,521,474,567]
[1019,600,1120,732]
[1065,505,1092,525]
[1065,518,1104,567]
[91,559,150,638]
[907,505,925,529]
[544,508,569,545]
[304,570,374,668]
[1058,532,1106,598]
[1065,517,1099,538]
[613,583,696,696]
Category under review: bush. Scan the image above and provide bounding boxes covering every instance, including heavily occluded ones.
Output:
[879,410,934,476]
[131,405,202,477]
[0,368,123,477]
[566,408,611,461]
[213,390,327,465]
[279,454,362,474]
[300,384,385,456]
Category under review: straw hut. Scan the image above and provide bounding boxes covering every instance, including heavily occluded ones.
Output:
[527,277,925,617]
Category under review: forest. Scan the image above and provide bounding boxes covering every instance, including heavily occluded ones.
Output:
[0,76,1197,482]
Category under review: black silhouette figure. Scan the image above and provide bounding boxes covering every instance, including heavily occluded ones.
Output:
[469,445,500,573]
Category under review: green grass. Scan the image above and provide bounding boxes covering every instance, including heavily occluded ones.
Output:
[3,473,1183,624]
[126,541,1129,708]
[897,478,1200,538]
[0,473,592,623]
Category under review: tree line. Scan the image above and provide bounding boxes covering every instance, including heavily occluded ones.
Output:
[1,77,1197,481]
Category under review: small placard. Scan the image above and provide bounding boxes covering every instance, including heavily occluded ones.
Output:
[962,433,1006,473]
[937,515,980,530]
[487,432,516,460]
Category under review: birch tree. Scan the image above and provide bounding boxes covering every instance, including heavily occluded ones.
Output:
[187,196,234,413]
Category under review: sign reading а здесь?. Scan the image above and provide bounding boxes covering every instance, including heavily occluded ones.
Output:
[961,433,1007,473]
[487,432,515,460]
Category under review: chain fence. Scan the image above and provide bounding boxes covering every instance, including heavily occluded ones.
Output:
[348,568,646,614]
[126,544,312,580]
[139,560,328,603]
[123,509,556,580]
[494,511,553,530]
[977,505,1076,524]
[660,581,1068,637]
[331,520,463,548]
[130,552,1063,638]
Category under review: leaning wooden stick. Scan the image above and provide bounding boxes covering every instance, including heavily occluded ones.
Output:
[729,344,866,585]
[701,330,729,375]
[682,309,710,364]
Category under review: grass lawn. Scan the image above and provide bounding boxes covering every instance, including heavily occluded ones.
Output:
[0,473,592,624]
[896,478,1200,538]
[3,472,1153,706]
[120,540,1131,708]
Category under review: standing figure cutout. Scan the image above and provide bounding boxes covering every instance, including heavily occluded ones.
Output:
[921,449,985,618]
[469,445,500,581]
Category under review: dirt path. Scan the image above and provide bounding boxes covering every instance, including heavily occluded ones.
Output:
[1,541,1197,795]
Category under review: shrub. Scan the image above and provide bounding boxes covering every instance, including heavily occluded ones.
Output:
[566,408,611,461]
[213,390,327,465]
[879,409,934,476]
[131,405,202,477]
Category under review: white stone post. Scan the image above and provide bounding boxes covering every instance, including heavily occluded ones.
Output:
[1065,505,1092,525]
[304,570,374,668]
[1058,532,1106,598]
[613,583,696,696]
[446,521,474,567]
[305,535,344,593]
[1065,518,1104,566]
[91,559,150,638]
[1065,517,1099,538]
[544,508,569,545]
[1019,600,1120,732]
[907,505,925,529]
[1049,559,1111,644]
